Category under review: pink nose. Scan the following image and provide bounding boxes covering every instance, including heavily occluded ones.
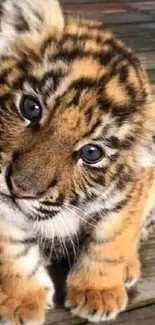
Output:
[10,176,36,199]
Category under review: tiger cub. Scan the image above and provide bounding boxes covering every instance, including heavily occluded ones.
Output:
[0,0,154,323]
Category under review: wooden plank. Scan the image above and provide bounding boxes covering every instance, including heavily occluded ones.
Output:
[44,235,155,324]
[103,12,155,24]
[67,12,155,25]
[109,22,155,37]
[151,84,155,99]
[45,309,85,325]
[61,1,105,3]
[128,1,155,12]
[62,2,155,16]
[137,52,155,70]
[148,70,155,83]
[61,0,155,3]
[109,23,155,52]
[63,2,130,14]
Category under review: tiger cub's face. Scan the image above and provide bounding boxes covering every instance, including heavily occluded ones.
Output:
[0,0,154,238]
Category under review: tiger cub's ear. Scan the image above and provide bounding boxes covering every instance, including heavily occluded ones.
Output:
[0,0,64,50]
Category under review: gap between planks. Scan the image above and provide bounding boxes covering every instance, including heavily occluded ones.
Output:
[61,0,154,4]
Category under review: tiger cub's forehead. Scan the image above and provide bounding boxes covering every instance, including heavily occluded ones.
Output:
[37,20,143,134]
[0,18,146,143]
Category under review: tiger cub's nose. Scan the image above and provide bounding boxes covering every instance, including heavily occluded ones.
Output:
[9,176,38,199]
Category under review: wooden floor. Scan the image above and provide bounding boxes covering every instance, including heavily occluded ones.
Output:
[45,1,155,324]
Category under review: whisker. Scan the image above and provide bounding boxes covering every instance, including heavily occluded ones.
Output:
[61,208,80,248]
[56,217,72,267]
[67,205,98,228]
[60,211,78,262]
[70,202,98,221]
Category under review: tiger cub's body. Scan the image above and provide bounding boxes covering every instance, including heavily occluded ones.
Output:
[0,0,155,323]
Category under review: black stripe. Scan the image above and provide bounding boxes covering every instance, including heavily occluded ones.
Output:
[126,84,137,100]
[16,57,31,72]
[62,33,89,44]
[82,171,103,189]
[66,90,81,107]
[19,317,25,325]
[31,8,43,25]
[58,29,135,66]
[70,193,80,207]
[112,198,130,211]
[98,96,113,112]
[98,50,114,66]
[109,153,119,162]
[116,171,132,191]
[14,13,30,32]
[48,178,58,189]
[120,135,136,149]
[54,48,90,61]
[106,136,120,149]
[40,35,58,55]
[54,48,112,65]
[145,219,155,228]
[14,245,36,259]
[0,68,12,85]
[110,163,133,186]
[0,236,36,245]
[27,210,59,221]
[84,106,94,124]
[93,198,130,218]
[91,173,106,186]
[12,75,25,89]
[13,4,30,31]
[36,207,59,217]
[69,77,97,91]
[90,255,125,264]
[119,65,129,83]
[0,93,13,106]
[83,120,102,138]
[112,105,135,125]
[78,21,104,31]
[40,70,62,93]
[18,49,41,65]
[7,102,24,121]
[84,191,98,203]
[27,75,40,91]
[62,32,104,45]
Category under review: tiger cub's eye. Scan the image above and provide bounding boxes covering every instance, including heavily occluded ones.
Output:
[20,95,42,123]
[80,144,104,164]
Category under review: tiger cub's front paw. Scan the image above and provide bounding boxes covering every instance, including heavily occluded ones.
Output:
[0,266,55,325]
[65,284,128,323]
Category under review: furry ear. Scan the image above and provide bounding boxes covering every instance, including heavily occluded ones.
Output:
[0,0,64,50]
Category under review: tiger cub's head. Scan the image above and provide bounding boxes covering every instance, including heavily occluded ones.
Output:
[0,0,154,238]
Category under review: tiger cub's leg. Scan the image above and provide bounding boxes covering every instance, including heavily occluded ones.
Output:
[0,220,54,325]
[65,241,129,323]
[65,189,145,322]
